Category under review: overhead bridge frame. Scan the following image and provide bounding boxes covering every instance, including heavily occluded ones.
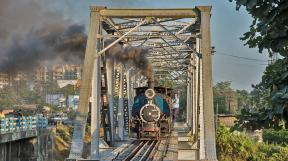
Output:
[69,6,217,161]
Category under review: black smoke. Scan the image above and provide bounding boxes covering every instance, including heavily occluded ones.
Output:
[105,40,154,84]
[0,24,86,74]
[0,0,87,74]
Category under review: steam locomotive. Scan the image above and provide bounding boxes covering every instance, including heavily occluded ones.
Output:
[130,83,173,139]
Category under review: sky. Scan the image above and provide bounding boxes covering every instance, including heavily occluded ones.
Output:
[3,0,270,91]
[48,0,270,91]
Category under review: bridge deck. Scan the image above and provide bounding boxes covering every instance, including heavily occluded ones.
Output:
[94,122,198,161]
[0,128,50,143]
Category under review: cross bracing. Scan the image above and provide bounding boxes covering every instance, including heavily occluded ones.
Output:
[69,6,217,161]
[101,15,198,81]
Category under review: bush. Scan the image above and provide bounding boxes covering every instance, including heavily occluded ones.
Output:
[269,148,288,161]
[216,125,288,161]
[216,125,257,161]
[263,129,288,145]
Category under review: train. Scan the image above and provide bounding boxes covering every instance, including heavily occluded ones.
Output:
[130,82,173,139]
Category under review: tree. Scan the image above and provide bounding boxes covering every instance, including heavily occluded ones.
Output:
[213,81,237,114]
[236,89,251,109]
[0,80,46,109]
[229,0,288,57]
[230,0,288,129]
[234,60,288,130]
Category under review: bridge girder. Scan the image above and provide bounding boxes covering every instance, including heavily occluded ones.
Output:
[69,6,217,161]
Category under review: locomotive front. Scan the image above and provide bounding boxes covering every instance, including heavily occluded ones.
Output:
[130,87,172,138]
[139,89,161,123]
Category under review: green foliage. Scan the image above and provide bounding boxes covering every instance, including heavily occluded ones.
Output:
[234,95,284,130]
[229,0,288,57]
[262,58,288,112]
[217,125,288,161]
[263,129,288,145]
[157,75,177,88]
[269,148,288,161]
[216,125,256,161]
[234,58,288,130]
[46,82,77,97]
[236,89,251,109]
[229,0,288,129]
[213,81,240,114]
[213,81,233,114]
[213,81,233,96]
[0,81,46,109]
[214,96,229,114]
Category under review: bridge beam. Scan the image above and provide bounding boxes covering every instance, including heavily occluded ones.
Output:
[197,6,217,160]
[126,70,132,137]
[91,18,102,159]
[91,7,197,18]
[69,7,102,159]
[117,65,125,140]
[106,58,115,146]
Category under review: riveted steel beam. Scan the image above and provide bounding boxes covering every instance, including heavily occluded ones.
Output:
[90,8,197,18]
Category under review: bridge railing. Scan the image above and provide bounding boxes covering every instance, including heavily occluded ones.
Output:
[0,114,48,134]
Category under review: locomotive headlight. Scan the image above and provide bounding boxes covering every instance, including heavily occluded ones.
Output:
[140,104,161,122]
[145,89,155,99]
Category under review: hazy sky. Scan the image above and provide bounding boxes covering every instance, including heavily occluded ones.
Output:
[49,0,270,91]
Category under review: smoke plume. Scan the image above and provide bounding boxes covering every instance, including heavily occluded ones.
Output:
[0,0,87,74]
[105,40,154,84]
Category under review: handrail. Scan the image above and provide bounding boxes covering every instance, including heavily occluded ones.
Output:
[0,114,48,134]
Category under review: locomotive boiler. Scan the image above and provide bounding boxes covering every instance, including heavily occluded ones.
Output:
[130,86,172,138]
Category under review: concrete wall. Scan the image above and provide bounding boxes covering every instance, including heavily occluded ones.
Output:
[0,129,52,161]
[217,115,236,127]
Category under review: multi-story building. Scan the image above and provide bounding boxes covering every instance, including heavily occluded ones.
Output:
[34,66,50,82]
[0,64,82,89]
[52,64,81,80]
[0,73,9,88]
[13,72,28,81]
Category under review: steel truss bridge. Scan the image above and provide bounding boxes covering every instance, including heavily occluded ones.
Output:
[68,6,217,161]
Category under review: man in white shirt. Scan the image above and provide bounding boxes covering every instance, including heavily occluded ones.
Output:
[172,93,179,123]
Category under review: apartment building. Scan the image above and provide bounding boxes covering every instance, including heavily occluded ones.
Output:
[0,73,8,88]
[0,64,82,88]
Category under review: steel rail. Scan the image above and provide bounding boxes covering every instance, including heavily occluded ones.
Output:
[130,140,157,161]
[121,141,147,161]
[112,140,139,160]
[138,140,157,161]
[146,140,161,161]
[130,140,151,161]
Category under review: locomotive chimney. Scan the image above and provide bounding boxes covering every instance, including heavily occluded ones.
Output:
[148,80,155,89]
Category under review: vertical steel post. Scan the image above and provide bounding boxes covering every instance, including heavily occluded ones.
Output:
[186,71,191,127]
[199,53,205,159]
[194,37,200,137]
[132,75,136,98]
[197,6,217,160]
[91,23,102,159]
[106,58,115,146]
[190,52,195,133]
[69,7,102,159]
[118,65,125,140]
[126,70,132,122]
[189,72,193,128]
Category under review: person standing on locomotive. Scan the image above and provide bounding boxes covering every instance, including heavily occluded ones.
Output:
[172,93,180,123]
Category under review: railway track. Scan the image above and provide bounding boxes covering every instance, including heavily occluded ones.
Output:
[149,138,170,161]
[112,137,170,161]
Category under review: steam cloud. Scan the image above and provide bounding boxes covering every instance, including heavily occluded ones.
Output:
[0,0,87,74]
[106,41,154,84]
[0,0,154,84]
